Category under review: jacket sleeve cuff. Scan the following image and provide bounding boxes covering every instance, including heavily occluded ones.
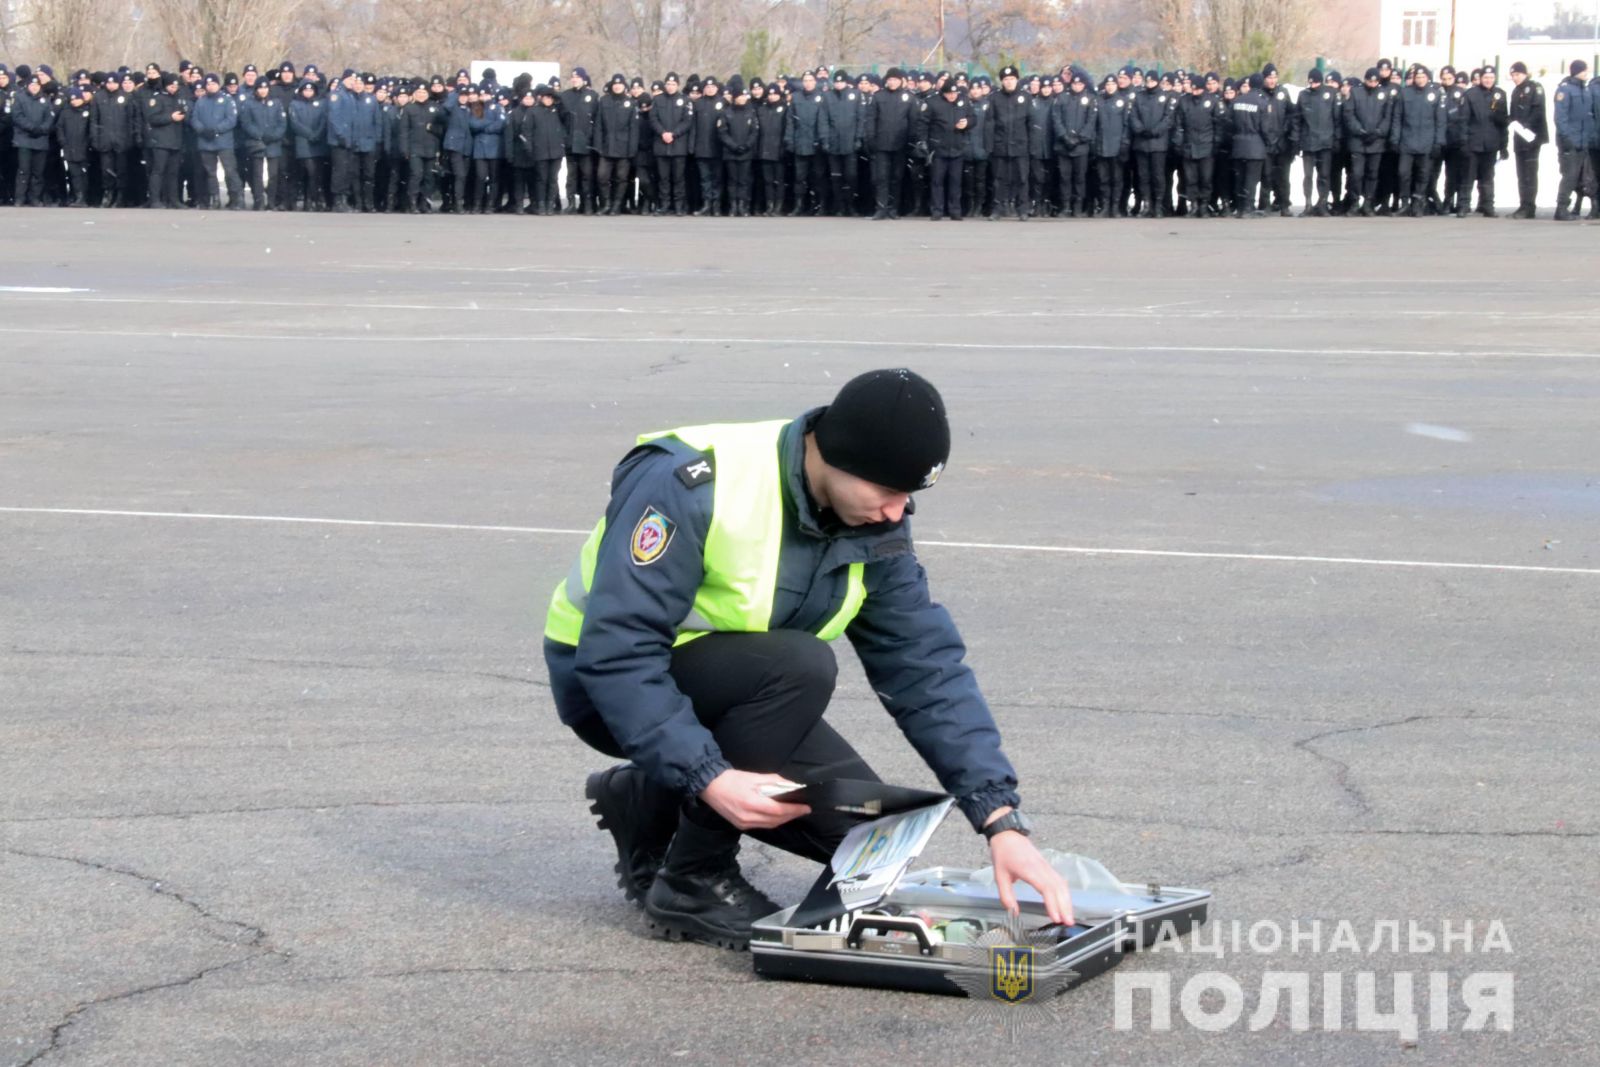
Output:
[682,754,732,799]
[958,785,1022,833]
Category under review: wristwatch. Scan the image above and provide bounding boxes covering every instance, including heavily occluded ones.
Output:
[981,809,1033,841]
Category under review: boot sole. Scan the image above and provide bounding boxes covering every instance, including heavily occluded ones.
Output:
[584,770,654,909]
[642,905,752,951]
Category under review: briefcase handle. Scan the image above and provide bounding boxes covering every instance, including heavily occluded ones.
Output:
[846,915,935,956]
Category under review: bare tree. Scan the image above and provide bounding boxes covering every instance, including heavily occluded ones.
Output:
[146,0,311,71]
[7,0,129,70]
[1146,0,1314,76]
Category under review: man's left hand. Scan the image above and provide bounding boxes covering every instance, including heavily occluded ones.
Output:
[988,830,1075,926]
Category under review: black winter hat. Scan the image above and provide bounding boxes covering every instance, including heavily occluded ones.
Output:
[1307,68,1322,83]
[814,369,951,494]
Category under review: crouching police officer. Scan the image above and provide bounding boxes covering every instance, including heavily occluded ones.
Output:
[544,369,1074,949]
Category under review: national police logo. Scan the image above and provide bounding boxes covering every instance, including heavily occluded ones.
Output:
[921,462,944,489]
[991,945,1034,1002]
[630,506,676,566]
[949,912,1073,1040]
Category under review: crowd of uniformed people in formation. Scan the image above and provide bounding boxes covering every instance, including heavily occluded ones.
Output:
[5,53,1600,220]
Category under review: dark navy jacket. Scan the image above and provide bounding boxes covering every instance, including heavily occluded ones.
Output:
[544,409,1021,831]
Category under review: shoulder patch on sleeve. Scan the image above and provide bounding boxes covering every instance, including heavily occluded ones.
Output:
[675,455,715,488]
[870,538,911,560]
[630,506,677,565]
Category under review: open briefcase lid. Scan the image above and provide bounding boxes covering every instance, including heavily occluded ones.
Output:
[783,784,957,930]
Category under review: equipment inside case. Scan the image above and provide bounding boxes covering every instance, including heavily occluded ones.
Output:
[749,785,1211,997]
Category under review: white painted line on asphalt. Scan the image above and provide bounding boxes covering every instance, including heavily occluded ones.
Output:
[3,506,1594,576]
[0,326,1591,360]
[0,507,589,537]
[0,285,94,293]
[4,291,1599,323]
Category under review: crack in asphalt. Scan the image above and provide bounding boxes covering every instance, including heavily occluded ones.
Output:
[1190,845,1319,883]
[6,646,549,690]
[3,848,287,1067]
[0,797,553,825]
[14,953,266,1067]
[1290,713,1442,816]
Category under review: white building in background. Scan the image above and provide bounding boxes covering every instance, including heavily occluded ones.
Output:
[1373,0,1600,78]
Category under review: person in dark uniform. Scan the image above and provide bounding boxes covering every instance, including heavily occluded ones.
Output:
[1173,71,1220,217]
[861,67,913,220]
[56,86,94,206]
[1435,67,1470,215]
[239,78,287,210]
[1296,69,1336,216]
[783,71,830,216]
[1345,67,1393,216]
[1130,68,1174,217]
[1229,73,1268,217]
[924,78,968,220]
[287,79,328,211]
[960,77,991,219]
[1390,64,1444,217]
[191,72,243,209]
[755,77,787,215]
[689,75,724,215]
[1050,69,1096,218]
[549,369,1074,949]
[1025,77,1055,217]
[593,74,638,215]
[526,84,567,214]
[90,70,135,206]
[715,75,758,216]
[1506,62,1547,218]
[989,65,1029,220]
[628,78,656,214]
[1093,73,1130,216]
[562,68,600,213]
[1461,65,1509,216]
[144,72,189,208]
[440,80,475,213]
[1552,61,1593,220]
[650,72,692,216]
[1260,64,1296,213]
[0,66,16,206]
[821,70,863,216]
[399,83,443,212]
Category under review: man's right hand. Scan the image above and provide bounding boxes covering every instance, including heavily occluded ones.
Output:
[700,769,811,830]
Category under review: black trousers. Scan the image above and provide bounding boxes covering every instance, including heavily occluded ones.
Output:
[695,157,721,211]
[1030,156,1050,213]
[1133,150,1166,213]
[930,155,962,218]
[1181,155,1214,212]
[14,146,49,205]
[147,147,181,207]
[1514,146,1540,209]
[246,154,283,207]
[961,158,989,216]
[870,149,904,213]
[1095,156,1123,214]
[1556,148,1592,210]
[63,158,90,204]
[1398,151,1431,206]
[597,155,631,206]
[532,158,561,210]
[1301,149,1331,208]
[199,150,242,207]
[566,152,596,207]
[1350,150,1382,204]
[992,154,1027,213]
[330,145,354,205]
[297,156,325,209]
[407,156,437,208]
[826,152,855,214]
[634,152,656,210]
[760,159,784,213]
[722,158,752,205]
[791,153,826,213]
[471,157,498,211]
[655,154,688,210]
[1233,157,1263,211]
[1467,150,1498,210]
[97,149,124,205]
[553,632,878,863]
[1264,149,1293,209]
[1057,154,1090,214]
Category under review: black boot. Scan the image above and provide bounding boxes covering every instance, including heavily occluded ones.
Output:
[643,806,779,950]
[586,764,678,907]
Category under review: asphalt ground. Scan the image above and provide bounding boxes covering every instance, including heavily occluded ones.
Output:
[1,208,1597,1066]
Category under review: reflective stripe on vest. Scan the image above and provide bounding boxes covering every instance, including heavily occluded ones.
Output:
[544,419,867,647]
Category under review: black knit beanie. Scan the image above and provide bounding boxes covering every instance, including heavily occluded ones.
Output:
[814,369,951,492]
